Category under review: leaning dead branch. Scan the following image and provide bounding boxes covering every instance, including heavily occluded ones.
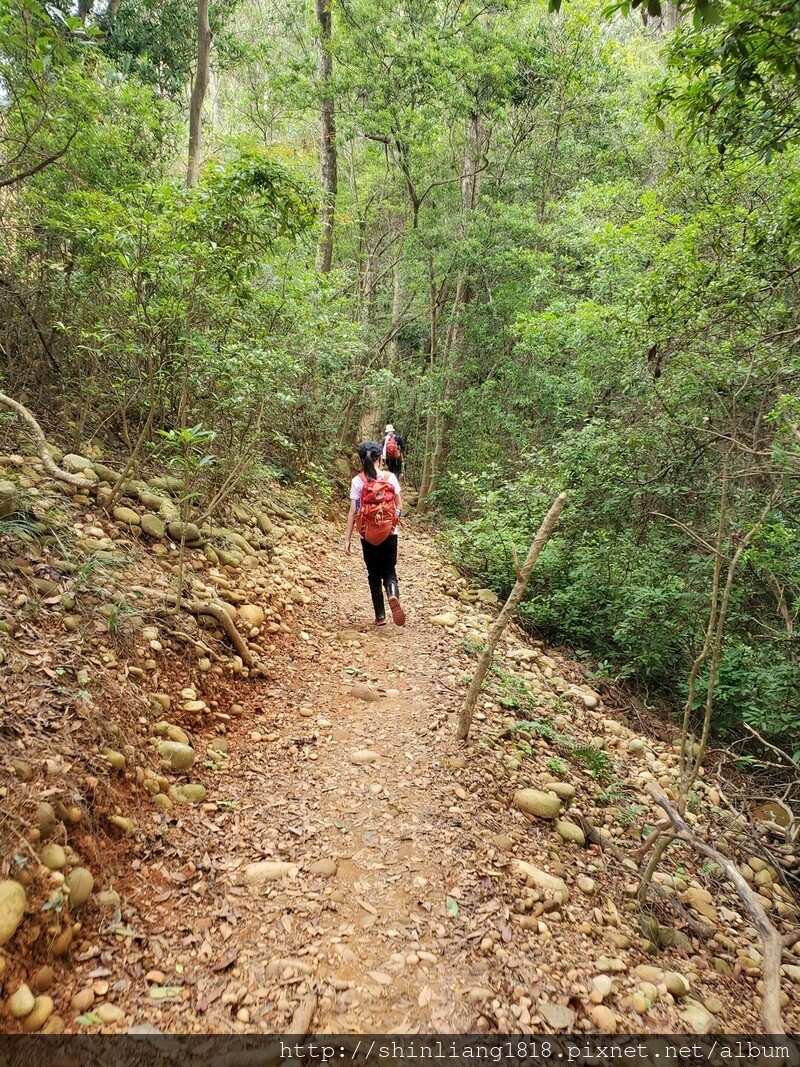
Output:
[648,782,789,1034]
[457,492,566,741]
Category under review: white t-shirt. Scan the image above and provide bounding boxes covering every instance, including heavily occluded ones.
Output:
[350,470,401,536]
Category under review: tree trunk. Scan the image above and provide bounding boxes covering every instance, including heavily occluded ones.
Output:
[186,0,212,189]
[461,111,483,211]
[416,260,439,513]
[418,116,484,506]
[390,255,404,360]
[315,0,337,273]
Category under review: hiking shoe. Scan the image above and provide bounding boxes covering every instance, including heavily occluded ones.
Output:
[375,617,387,627]
[388,595,405,626]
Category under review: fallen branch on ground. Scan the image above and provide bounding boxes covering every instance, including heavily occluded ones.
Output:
[648,782,789,1034]
[0,392,94,488]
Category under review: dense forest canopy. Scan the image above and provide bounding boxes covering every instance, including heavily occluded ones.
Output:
[1,0,800,749]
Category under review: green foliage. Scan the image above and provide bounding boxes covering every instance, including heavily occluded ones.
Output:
[617,802,648,827]
[509,718,573,748]
[2,0,800,769]
[0,0,96,187]
[656,0,800,159]
[546,757,568,775]
[571,746,615,782]
[99,0,240,97]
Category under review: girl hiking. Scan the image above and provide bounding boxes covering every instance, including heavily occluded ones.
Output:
[344,440,406,627]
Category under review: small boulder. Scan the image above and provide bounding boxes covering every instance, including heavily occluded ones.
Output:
[11,759,33,782]
[39,843,66,871]
[32,966,54,993]
[590,975,614,1003]
[0,879,27,945]
[8,983,35,1018]
[242,861,298,884]
[547,782,576,801]
[71,988,95,1012]
[430,612,459,628]
[157,740,196,771]
[590,1005,617,1033]
[633,964,664,984]
[95,890,120,910]
[514,788,561,819]
[476,589,499,605]
[167,520,201,543]
[108,815,136,833]
[65,867,93,909]
[153,721,189,745]
[309,859,338,878]
[238,604,265,629]
[62,454,95,475]
[512,860,569,899]
[113,506,140,526]
[94,1003,125,1023]
[34,799,60,833]
[169,784,206,804]
[21,995,54,1031]
[538,1002,575,1030]
[556,820,585,846]
[663,971,690,997]
[679,1000,715,1034]
[350,749,380,765]
[103,748,126,770]
[348,684,380,701]
[140,514,165,539]
[0,480,18,518]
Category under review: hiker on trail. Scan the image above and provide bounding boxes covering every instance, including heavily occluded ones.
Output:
[381,423,405,478]
[344,440,406,628]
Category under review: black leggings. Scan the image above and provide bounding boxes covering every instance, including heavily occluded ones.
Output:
[360,534,399,621]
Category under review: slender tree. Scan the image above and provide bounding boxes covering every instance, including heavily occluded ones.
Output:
[315,0,337,272]
[187,0,212,188]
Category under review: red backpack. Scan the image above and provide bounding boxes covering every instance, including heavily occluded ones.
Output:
[356,473,398,545]
[385,434,399,460]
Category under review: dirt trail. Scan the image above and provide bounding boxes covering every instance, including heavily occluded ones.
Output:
[7,499,795,1036]
[112,530,526,1034]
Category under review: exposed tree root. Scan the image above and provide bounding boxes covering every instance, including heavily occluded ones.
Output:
[0,392,95,488]
[648,782,789,1034]
[163,594,267,673]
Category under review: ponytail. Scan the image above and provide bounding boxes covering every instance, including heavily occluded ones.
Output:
[363,453,378,480]
[357,439,382,480]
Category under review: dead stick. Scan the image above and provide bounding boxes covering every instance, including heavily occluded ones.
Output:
[287,993,317,1035]
[648,782,786,1034]
[456,493,566,741]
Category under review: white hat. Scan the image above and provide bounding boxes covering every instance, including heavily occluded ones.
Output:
[385,424,395,434]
